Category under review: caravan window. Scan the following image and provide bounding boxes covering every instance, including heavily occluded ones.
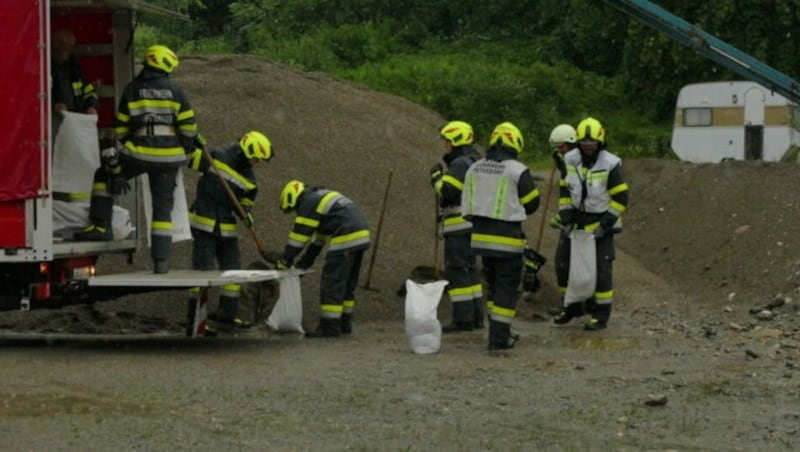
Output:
[683,108,712,127]
[792,106,800,131]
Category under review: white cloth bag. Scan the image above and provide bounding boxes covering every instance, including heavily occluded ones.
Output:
[564,229,597,304]
[52,112,100,194]
[404,279,448,354]
[267,275,305,334]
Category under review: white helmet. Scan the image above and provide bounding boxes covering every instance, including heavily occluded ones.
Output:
[549,124,577,147]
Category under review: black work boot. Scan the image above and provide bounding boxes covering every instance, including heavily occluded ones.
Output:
[553,302,585,325]
[341,313,353,335]
[217,317,252,330]
[488,320,519,351]
[305,318,342,338]
[74,223,112,241]
[153,260,169,274]
[585,304,612,331]
[442,321,474,334]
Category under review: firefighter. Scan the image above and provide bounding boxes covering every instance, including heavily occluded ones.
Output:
[461,122,540,350]
[547,124,578,308]
[552,117,629,330]
[51,29,98,116]
[75,45,198,275]
[50,29,101,206]
[429,120,484,333]
[186,131,273,330]
[276,180,371,338]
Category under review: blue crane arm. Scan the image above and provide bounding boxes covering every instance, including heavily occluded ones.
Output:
[603,0,800,104]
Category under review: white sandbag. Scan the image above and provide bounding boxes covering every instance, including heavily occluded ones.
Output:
[142,170,192,245]
[52,200,134,240]
[404,279,448,355]
[267,275,305,334]
[52,112,100,194]
[564,229,597,304]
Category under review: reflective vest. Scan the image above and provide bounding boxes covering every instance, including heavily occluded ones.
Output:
[462,159,527,222]
[562,149,621,214]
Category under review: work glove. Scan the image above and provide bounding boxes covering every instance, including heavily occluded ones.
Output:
[559,209,576,228]
[429,163,444,187]
[548,214,562,229]
[552,152,567,177]
[600,211,618,232]
[275,259,291,270]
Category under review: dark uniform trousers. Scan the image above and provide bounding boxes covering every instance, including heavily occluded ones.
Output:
[482,254,523,346]
[88,153,178,264]
[190,228,242,320]
[444,233,483,324]
[320,249,365,322]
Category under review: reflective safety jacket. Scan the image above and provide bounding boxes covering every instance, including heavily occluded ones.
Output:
[435,146,481,236]
[461,146,540,256]
[281,187,371,264]
[558,148,628,232]
[51,56,98,113]
[114,67,197,166]
[187,144,257,238]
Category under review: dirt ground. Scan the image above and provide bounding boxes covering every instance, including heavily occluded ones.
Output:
[2,56,800,451]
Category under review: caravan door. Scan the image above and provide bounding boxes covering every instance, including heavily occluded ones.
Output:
[744,86,765,160]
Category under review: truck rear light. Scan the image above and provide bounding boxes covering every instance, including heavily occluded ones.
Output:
[70,265,95,280]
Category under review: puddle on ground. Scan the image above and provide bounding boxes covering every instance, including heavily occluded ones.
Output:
[0,391,151,417]
[567,336,639,350]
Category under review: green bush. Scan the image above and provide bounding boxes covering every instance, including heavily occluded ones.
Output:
[138,11,674,161]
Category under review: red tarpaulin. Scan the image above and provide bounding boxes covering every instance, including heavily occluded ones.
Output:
[0,0,46,201]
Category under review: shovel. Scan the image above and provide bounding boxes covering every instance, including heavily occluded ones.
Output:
[199,145,272,263]
[361,170,393,291]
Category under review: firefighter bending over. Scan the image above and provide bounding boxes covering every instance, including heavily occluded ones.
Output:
[276,180,371,338]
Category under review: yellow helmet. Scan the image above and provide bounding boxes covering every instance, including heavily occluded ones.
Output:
[576,117,605,143]
[144,45,179,74]
[240,131,273,161]
[439,120,474,147]
[489,121,524,153]
[549,124,577,147]
[280,180,305,213]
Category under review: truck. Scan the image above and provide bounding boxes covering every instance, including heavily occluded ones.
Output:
[0,0,284,337]
[672,81,800,163]
[603,0,800,163]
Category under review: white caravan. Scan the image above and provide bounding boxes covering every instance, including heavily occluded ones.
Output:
[671,81,800,162]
